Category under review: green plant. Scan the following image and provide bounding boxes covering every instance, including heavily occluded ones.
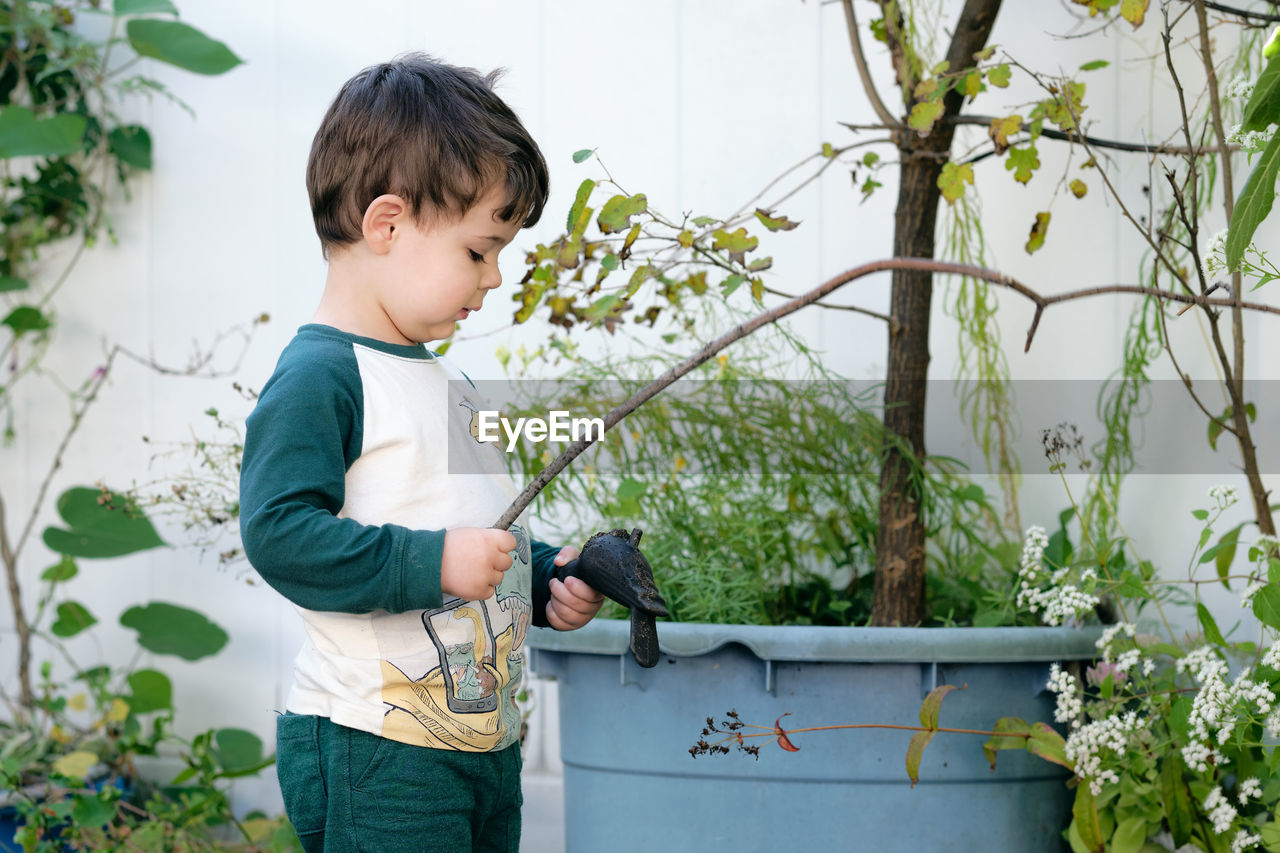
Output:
[502,317,1026,628]
[0,2,294,848]
[493,0,1279,634]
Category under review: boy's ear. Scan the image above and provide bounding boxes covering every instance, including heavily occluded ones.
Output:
[361,194,408,254]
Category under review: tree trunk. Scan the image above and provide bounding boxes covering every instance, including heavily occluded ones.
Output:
[871,0,1004,626]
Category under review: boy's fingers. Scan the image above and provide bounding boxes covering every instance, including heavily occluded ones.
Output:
[563,576,604,603]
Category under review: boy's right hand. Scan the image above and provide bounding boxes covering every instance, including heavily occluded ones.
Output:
[440,528,516,600]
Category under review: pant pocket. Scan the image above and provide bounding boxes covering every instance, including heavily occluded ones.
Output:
[275,713,328,839]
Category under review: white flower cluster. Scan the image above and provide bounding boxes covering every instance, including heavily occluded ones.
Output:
[1019,526,1048,580]
[1256,534,1280,554]
[1096,622,1136,662]
[1064,711,1143,796]
[1204,787,1237,835]
[1262,640,1280,671]
[1208,484,1240,508]
[1178,646,1277,771]
[1232,829,1262,853]
[1237,776,1262,806]
[1016,527,1098,626]
[1047,663,1083,726]
[1205,230,1229,275]
[1227,122,1274,153]
[1240,580,1265,608]
[1225,75,1255,102]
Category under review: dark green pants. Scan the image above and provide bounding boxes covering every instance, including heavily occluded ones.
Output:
[275,713,523,853]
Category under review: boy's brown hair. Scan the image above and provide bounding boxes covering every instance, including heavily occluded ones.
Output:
[306,53,548,257]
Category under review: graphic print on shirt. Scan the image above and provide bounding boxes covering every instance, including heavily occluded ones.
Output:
[378,524,533,752]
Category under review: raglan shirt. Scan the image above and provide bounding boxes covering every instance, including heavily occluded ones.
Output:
[240,324,559,752]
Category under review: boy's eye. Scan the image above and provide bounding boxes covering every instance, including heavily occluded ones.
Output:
[468,249,485,263]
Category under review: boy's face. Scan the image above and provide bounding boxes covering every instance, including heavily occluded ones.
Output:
[376,185,521,344]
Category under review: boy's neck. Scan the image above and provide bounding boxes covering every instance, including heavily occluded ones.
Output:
[312,249,409,346]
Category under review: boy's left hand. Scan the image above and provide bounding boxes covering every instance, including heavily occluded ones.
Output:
[547,546,604,631]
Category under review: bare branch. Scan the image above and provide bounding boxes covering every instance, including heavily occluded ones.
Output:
[841,0,901,130]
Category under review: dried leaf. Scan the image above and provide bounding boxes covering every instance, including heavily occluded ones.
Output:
[906,730,934,787]
[712,228,759,265]
[989,114,1022,155]
[774,714,799,752]
[1069,179,1088,198]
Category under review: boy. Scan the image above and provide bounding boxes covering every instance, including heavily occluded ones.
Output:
[239,54,603,853]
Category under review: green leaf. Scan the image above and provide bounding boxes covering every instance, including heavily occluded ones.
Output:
[908,100,944,135]
[120,602,228,660]
[115,0,179,14]
[596,193,647,234]
[71,790,118,828]
[1006,145,1041,184]
[616,478,647,501]
[0,276,27,292]
[1192,509,1210,521]
[1025,211,1051,254]
[108,125,152,170]
[918,683,962,729]
[1215,525,1242,588]
[42,487,167,558]
[51,601,97,638]
[1253,584,1280,630]
[1079,60,1110,71]
[583,293,622,321]
[1110,816,1147,853]
[987,63,1012,87]
[1120,0,1149,28]
[1073,783,1105,853]
[2,306,50,336]
[1227,130,1280,272]
[41,555,78,583]
[212,728,270,777]
[566,178,595,234]
[938,161,974,204]
[571,148,595,164]
[754,209,800,232]
[127,668,173,713]
[1243,54,1280,133]
[1027,722,1072,770]
[126,19,244,75]
[1159,753,1193,847]
[1197,602,1226,646]
[721,274,745,296]
[905,729,934,787]
[982,717,1031,770]
[0,107,86,158]
[711,227,759,262]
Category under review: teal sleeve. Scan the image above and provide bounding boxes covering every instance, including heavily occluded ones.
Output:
[239,336,443,614]
[530,539,562,628]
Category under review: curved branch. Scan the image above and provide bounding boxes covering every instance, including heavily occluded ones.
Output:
[494,256,1280,528]
[841,0,901,130]
[937,115,1237,157]
[1192,0,1280,22]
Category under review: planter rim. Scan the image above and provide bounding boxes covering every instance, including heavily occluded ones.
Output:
[528,618,1103,663]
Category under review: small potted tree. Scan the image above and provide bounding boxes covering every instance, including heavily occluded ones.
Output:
[505,2,1280,849]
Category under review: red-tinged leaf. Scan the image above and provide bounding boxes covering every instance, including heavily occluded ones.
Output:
[982,717,1032,771]
[1072,782,1105,852]
[774,714,800,752]
[918,683,964,729]
[989,114,1022,155]
[906,730,935,787]
[1027,722,1072,770]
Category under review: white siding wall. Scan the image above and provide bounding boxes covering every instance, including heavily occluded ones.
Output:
[2,0,1273,821]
